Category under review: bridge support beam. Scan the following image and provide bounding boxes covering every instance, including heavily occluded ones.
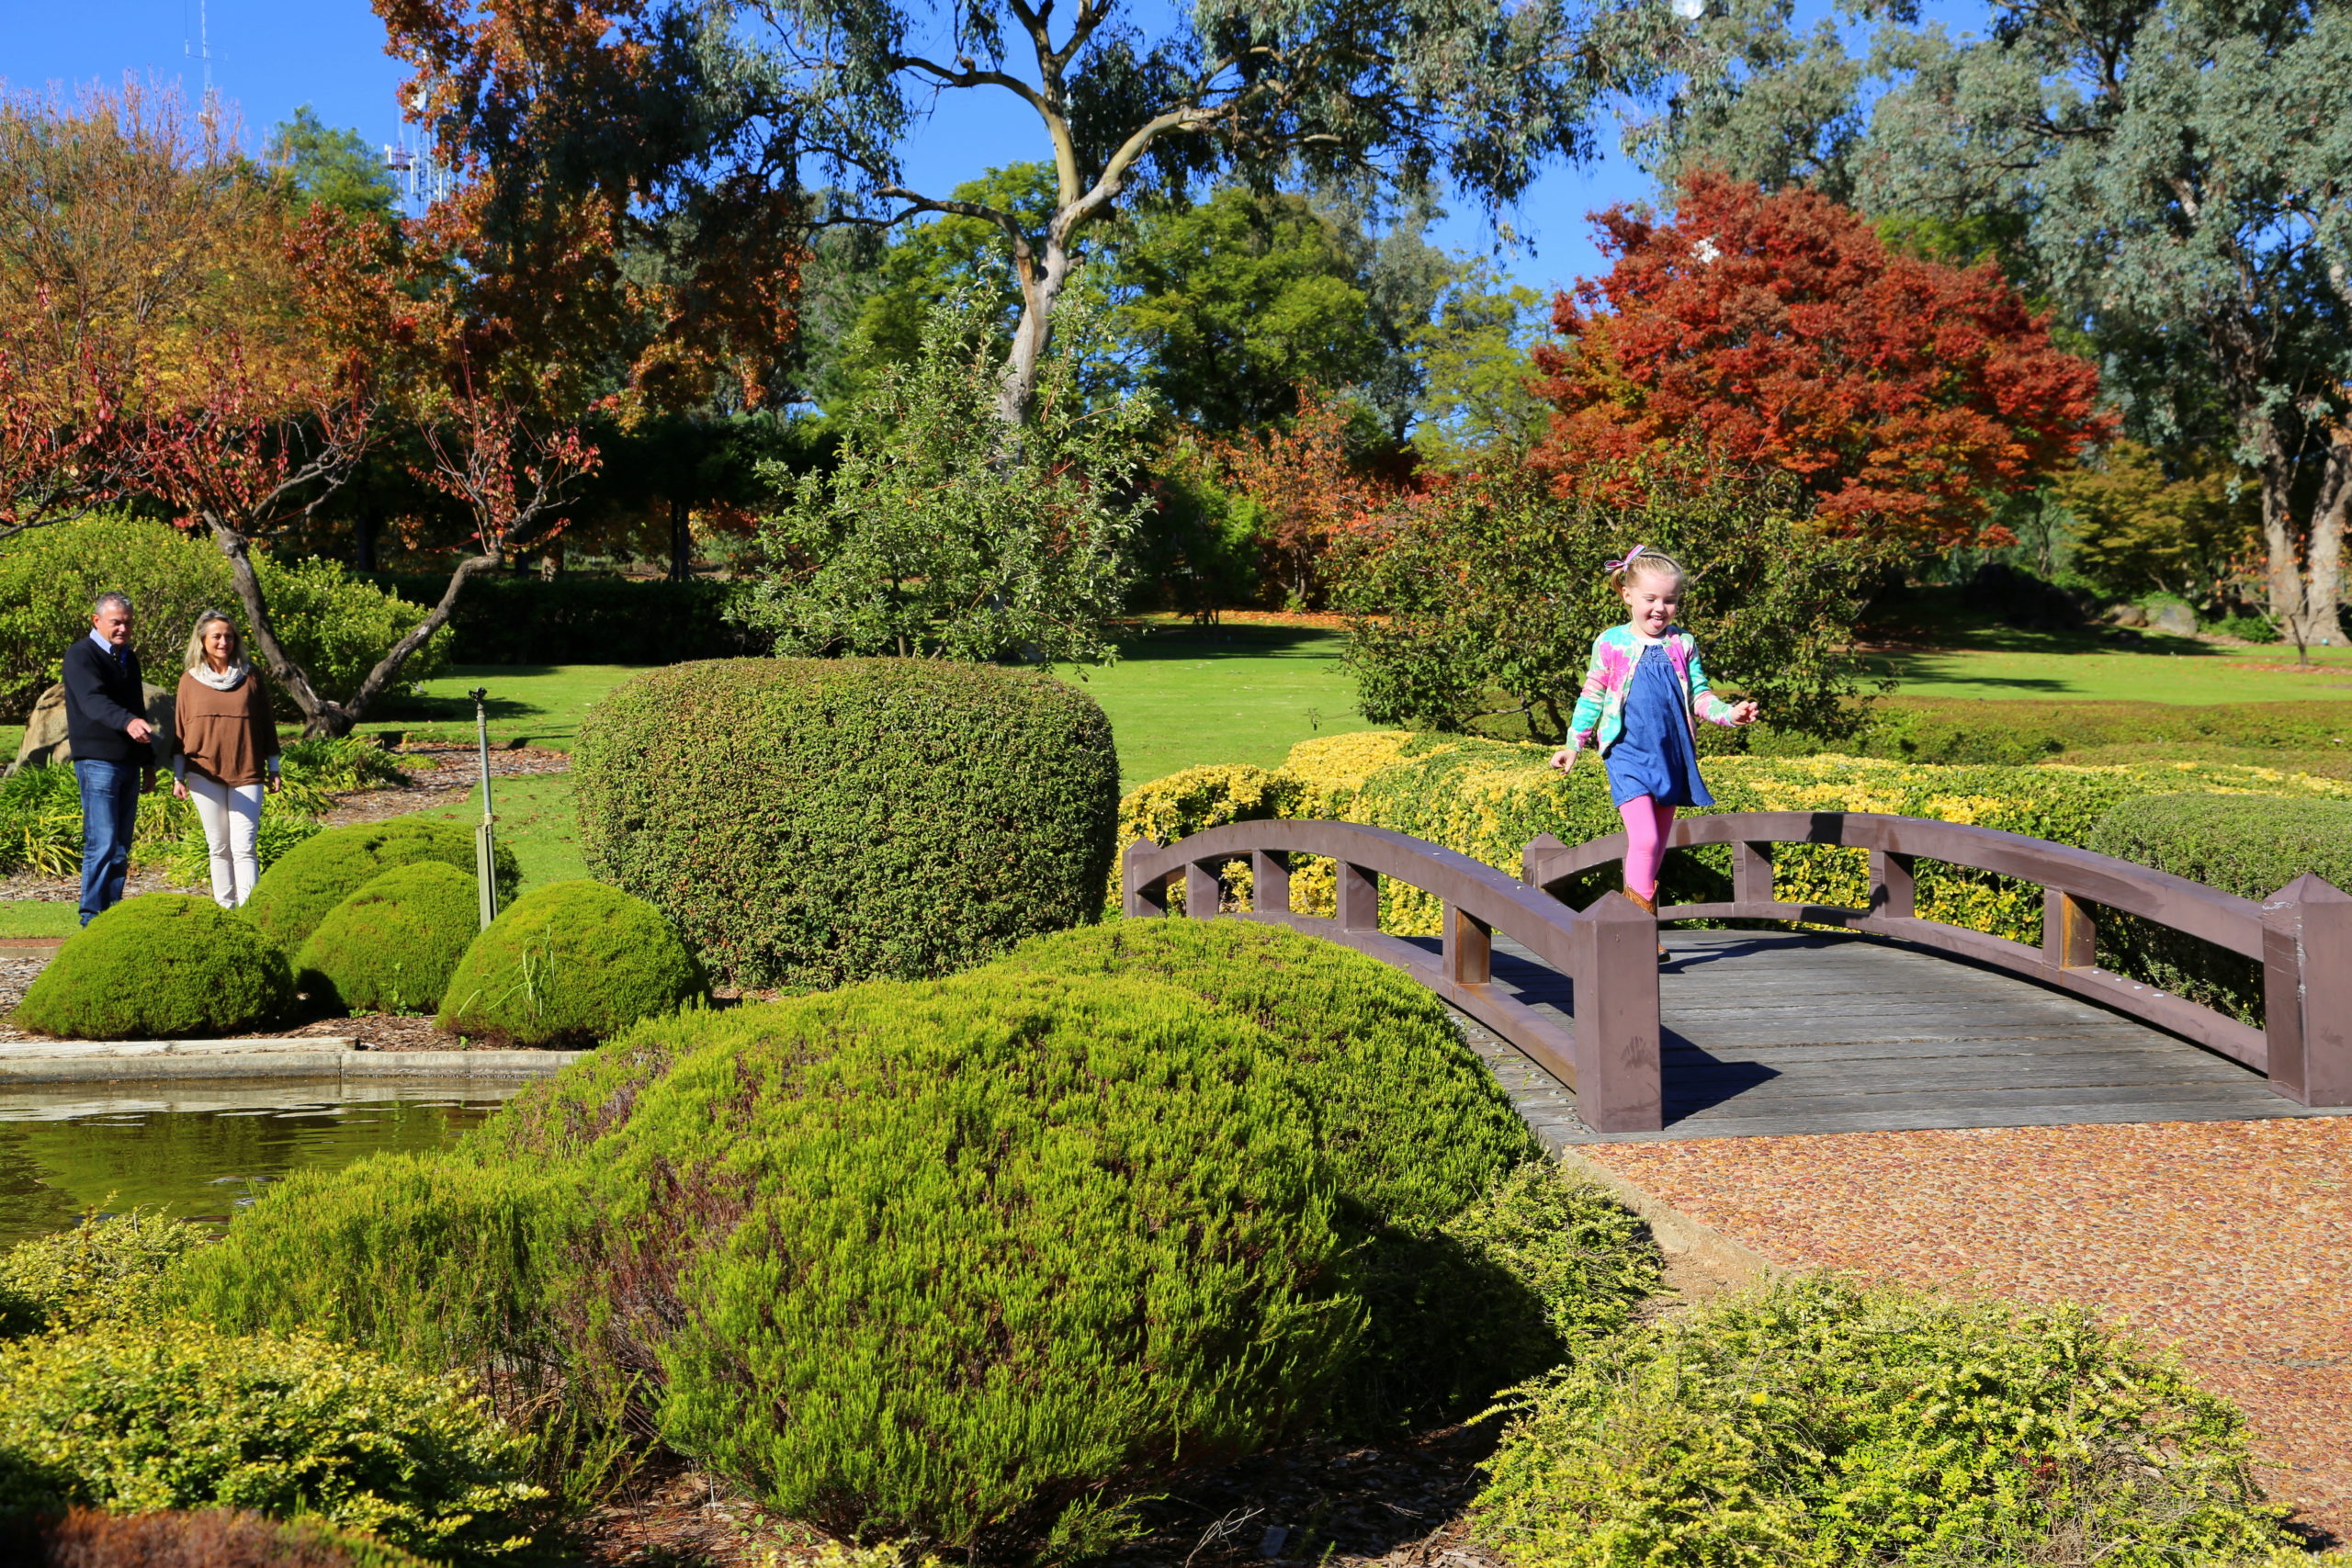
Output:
[1122,839,1168,918]
[1570,892,1663,1134]
[1339,862,1379,932]
[1252,851,1291,914]
[2262,874,2352,1107]
[1445,905,1492,986]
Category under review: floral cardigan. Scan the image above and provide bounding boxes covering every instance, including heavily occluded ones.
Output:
[1564,624,1741,757]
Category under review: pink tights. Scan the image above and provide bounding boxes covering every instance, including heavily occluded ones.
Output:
[1618,795,1677,900]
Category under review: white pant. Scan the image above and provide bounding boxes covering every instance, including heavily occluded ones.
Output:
[185,774,264,908]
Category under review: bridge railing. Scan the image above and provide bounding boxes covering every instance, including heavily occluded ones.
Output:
[1122,821,1669,1131]
[1524,811,2350,1109]
[1125,812,2352,1135]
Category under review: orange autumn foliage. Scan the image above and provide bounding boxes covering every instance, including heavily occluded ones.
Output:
[1531,173,2109,549]
[1213,387,1402,603]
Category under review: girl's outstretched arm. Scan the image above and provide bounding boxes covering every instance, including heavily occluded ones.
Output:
[1687,643,1758,726]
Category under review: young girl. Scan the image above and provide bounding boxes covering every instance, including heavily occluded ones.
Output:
[1549,547,1758,939]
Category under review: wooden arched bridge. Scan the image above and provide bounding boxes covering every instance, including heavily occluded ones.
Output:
[1122,814,2352,1139]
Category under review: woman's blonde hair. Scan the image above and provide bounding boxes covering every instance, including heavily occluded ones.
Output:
[184,610,242,672]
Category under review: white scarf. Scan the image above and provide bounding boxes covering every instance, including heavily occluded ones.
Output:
[188,659,250,692]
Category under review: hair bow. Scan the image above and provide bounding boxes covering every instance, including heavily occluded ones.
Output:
[1604,545,1647,574]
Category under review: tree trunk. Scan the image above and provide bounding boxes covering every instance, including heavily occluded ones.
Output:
[669,495,692,581]
[2259,430,2348,662]
[996,235,1072,424]
[209,519,348,738]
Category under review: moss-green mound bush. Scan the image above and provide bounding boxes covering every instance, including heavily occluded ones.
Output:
[243,819,518,954]
[294,862,481,1015]
[0,1507,434,1568]
[574,657,1119,987]
[11,896,294,1040]
[0,1211,206,1337]
[188,969,1356,1557]
[1473,1274,2302,1568]
[0,1321,539,1563]
[436,881,704,1047]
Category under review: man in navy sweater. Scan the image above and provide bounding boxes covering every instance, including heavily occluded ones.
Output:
[62,592,155,925]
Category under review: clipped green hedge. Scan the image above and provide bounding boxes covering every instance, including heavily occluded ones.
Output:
[243,819,518,954]
[574,657,1119,988]
[436,881,704,1047]
[0,1323,539,1563]
[295,862,481,1015]
[1754,696,2352,765]
[11,896,294,1040]
[1473,1275,2301,1568]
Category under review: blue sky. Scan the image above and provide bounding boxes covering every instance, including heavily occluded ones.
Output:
[5,0,1990,298]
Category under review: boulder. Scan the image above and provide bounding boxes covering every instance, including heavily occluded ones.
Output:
[7,682,176,776]
[2105,602,2149,628]
[2147,602,2199,637]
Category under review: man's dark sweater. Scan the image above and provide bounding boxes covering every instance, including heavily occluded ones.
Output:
[62,637,152,765]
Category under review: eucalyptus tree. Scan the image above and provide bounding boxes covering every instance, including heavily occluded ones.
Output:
[379,0,1679,424]
[1627,0,2352,653]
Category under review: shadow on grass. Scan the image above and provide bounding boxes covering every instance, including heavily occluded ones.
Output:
[1108,625,1349,663]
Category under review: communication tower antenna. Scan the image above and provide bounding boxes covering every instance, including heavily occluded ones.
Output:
[184,0,214,95]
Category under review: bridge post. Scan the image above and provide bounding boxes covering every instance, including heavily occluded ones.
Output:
[2261,874,2352,1107]
[1444,905,1492,985]
[2042,889,2097,969]
[1185,862,1225,919]
[1122,839,1169,919]
[1252,851,1292,914]
[1732,840,1773,908]
[1570,893,1664,1133]
[1870,851,1916,919]
[1338,863,1379,932]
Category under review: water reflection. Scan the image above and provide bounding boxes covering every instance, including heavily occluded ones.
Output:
[0,1078,520,1248]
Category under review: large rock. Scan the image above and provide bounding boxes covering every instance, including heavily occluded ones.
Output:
[2147,601,2199,637]
[7,682,176,775]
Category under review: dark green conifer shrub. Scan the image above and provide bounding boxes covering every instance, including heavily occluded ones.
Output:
[243,819,518,953]
[573,657,1119,987]
[186,967,1358,1559]
[1473,1275,2302,1568]
[295,862,481,1014]
[436,881,704,1047]
[10,895,294,1039]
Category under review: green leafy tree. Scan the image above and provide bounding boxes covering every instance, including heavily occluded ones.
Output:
[1411,262,1547,468]
[2056,439,2261,606]
[264,107,398,221]
[1332,461,1882,740]
[740,297,1152,663]
[383,0,1679,425]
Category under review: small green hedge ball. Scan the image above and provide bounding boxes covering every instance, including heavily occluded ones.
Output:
[243,818,518,953]
[295,861,482,1015]
[438,880,704,1047]
[11,895,294,1040]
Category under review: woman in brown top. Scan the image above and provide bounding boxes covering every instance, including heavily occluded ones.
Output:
[169,610,280,908]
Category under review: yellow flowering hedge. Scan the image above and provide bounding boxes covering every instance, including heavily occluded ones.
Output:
[1115,734,2352,953]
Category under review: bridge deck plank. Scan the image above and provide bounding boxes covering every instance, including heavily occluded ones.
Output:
[1445,928,2351,1143]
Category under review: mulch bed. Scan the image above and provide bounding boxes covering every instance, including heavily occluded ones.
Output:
[1581,1120,2352,1546]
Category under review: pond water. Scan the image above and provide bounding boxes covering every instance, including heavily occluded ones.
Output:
[0,1079,524,1249]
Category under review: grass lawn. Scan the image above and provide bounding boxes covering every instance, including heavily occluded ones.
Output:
[367,666,645,752]
[397,773,588,894]
[0,901,78,939]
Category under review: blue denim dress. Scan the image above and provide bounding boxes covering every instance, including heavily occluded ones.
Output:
[1603,644,1716,809]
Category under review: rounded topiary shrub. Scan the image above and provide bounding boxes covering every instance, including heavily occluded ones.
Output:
[294,861,483,1015]
[243,818,519,954]
[1473,1274,2303,1568]
[11,895,294,1039]
[436,880,704,1047]
[574,657,1119,988]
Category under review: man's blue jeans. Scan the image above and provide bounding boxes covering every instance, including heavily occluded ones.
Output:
[75,757,141,925]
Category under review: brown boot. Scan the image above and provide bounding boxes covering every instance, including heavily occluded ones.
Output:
[1622,887,1669,963]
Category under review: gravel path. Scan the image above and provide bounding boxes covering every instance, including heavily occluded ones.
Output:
[1583,1120,2352,1544]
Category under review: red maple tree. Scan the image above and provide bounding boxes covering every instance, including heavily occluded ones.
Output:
[1213,387,1403,604]
[1531,172,2109,549]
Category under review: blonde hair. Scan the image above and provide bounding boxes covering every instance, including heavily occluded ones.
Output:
[1610,547,1686,588]
[184,610,242,672]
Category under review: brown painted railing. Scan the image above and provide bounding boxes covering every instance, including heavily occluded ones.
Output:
[1125,812,2352,1135]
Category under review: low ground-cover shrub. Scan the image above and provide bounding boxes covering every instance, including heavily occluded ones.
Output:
[0,1323,538,1563]
[243,820,518,954]
[0,1212,206,1337]
[575,658,1119,988]
[12,897,294,1039]
[296,862,482,1015]
[0,1506,433,1568]
[1472,1274,2302,1568]
[437,881,704,1047]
